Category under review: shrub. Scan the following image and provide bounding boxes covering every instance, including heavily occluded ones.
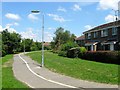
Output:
[78,47,87,58]
[118,51,120,60]
[60,41,79,51]
[58,51,67,57]
[67,47,80,58]
[2,50,7,57]
[52,49,59,54]
[44,46,51,50]
[67,47,87,58]
[82,51,119,65]
[59,41,79,58]
[31,46,38,51]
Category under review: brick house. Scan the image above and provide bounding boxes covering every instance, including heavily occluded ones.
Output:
[83,20,120,51]
[75,35,85,47]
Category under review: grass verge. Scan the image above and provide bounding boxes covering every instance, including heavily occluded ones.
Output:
[27,51,119,85]
[0,57,1,89]
[1,54,29,89]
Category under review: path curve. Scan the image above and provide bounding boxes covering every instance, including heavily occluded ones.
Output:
[13,52,118,89]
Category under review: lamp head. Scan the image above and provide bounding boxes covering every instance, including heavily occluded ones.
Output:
[31,10,40,13]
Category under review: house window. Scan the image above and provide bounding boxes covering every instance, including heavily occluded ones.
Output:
[101,29,108,37]
[88,33,91,39]
[94,32,98,38]
[112,27,117,35]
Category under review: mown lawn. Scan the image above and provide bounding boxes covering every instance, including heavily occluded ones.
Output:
[1,54,29,89]
[27,51,119,85]
[0,57,2,89]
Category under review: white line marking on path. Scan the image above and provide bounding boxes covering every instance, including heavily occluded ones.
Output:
[18,53,77,88]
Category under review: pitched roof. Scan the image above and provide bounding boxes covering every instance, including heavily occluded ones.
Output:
[75,35,85,40]
[83,20,120,34]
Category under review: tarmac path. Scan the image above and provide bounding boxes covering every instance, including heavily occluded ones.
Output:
[13,53,118,90]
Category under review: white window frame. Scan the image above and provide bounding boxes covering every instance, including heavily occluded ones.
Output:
[101,30,103,37]
[112,27,117,35]
[94,32,98,38]
[101,29,108,37]
[88,33,91,39]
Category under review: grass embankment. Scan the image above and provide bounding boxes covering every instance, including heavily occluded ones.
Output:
[27,51,119,85]
[1,54,29,88]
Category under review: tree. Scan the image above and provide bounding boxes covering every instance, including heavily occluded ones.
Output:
[31,42,39,51]
[10,32,21,52]
[35,41,42,50]
[1,29,46,57]
[24,39,33,52]
[2,29,21,54]
[53,27,64,50]
[51,27,76,51]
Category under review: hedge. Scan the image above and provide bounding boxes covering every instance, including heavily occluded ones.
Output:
[67,47,87,58]
[82,51,119,65]
[67,47,80,58]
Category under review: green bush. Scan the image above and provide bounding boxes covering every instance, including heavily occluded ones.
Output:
[82,51,119,65]
[59,41,79,58]
[67,47,80,58]
[52,49,59,54]
[44,46,51,50]
[58,51,67,57]
[31,46,38,51]
[2,50,7,57]
[78,47,87,58]
[80,47,87,53]
[60,41,78,51]
[118,51,120,61]
[67,47,87,58]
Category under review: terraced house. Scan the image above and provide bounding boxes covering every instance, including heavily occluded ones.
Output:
[83,20,120,51]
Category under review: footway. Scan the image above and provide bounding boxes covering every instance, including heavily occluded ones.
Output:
[13,53,118,89]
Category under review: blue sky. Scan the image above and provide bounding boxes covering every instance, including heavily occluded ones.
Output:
[1,0,120,42]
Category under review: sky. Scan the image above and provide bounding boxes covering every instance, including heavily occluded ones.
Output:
[0,0,120,42]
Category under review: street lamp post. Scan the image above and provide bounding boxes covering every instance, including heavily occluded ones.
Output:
[24,38,25,54]
[31,10,44,67]
[41,13,44,67]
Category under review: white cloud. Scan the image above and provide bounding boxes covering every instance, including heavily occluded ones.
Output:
[20,28,53,42]
[1,24,53,42]
[2,22,19,33]
[14,22,19,26]
[0,25,3,32]
[47,14,66,23]
[84,25,93,31]
[28,13,39,21]
[72,4,82,11]
[105,14,117,22]
[57,7,67,12]
[8,28,17,33]
[3,26,17,33]
[98,0,119,10]
[20,28,36,39]
[47,27,56,31]
[5,13,21,20]
[6,22,19,28]
[44,32,53,42]
[1,24,17,33]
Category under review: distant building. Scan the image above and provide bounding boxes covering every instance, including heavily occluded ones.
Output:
[75,35,85,47]
[83,20,120,51]
[43,42,51,47]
